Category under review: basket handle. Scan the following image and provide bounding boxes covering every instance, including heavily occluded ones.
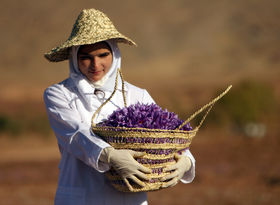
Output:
[91,68,127,126]
[177,85,232,130]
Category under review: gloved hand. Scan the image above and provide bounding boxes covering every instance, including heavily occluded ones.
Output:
[100,147,151,190]
[160,153,192,188]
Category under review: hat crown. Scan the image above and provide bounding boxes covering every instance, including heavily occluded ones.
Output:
[69,9,117,41]
[44,8,136,62]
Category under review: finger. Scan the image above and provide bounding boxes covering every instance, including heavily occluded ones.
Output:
[164,153,186,172]
[174,153,186,164]
[160,170,179,182]
[183,156,192,170]
[161,177,179,188]
[138,164,152,174]
[174,153,180,160]
[128,175,146,187]
[135,170,150,181]
[175,154,191,170]
[130,150,146,158]
[163,163,178,172]
[123,178,134,192]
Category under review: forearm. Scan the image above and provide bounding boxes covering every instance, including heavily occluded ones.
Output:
[50,116,111,171]
[44,86,111,172]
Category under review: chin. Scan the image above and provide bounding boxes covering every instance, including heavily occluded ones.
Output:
[93,77,101,81]
[87,75,101,82]
[90,78,101,82]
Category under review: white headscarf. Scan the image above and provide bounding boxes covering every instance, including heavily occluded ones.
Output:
[69,39,123,110]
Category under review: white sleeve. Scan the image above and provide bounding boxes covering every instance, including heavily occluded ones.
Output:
[44,86,111,172]
[180,149,196,183]
[142,89,156,104]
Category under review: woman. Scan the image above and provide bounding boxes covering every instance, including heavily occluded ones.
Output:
[44,8,195,205]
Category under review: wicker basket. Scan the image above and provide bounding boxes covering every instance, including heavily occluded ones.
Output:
[91,69,231,192]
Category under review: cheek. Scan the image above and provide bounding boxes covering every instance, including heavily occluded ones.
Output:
[78,60,89,70]
[105,57,113,71]
[78,64,87,76]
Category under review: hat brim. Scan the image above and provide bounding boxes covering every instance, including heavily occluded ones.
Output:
[44,36,136,62]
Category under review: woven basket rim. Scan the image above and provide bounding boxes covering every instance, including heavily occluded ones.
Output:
[92,125,198,134]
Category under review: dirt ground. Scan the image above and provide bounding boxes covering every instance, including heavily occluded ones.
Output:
[0,126,279,205]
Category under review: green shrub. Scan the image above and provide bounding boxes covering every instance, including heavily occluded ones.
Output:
[208,80,277,128]
[0,114,51,137]
[0,115,22,135]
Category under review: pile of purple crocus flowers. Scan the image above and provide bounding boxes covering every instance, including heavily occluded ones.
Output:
[98,103,192,131]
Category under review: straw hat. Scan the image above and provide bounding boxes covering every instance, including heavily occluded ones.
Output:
[44,8,136,62]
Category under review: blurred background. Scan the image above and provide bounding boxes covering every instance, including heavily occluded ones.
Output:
[0,0,279,204]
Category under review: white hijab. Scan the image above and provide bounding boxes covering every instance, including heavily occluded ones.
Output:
[69,39,123,111]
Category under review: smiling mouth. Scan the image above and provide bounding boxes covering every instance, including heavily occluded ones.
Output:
[89,70,103,74]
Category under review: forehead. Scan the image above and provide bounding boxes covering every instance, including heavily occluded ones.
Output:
[78,42,111,54]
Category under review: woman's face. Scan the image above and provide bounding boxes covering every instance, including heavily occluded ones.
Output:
[78,42,113,82]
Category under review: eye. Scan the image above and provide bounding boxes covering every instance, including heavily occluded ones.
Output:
[79,55,91,60]
[99,52,111,58]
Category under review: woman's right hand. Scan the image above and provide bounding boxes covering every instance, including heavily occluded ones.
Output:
[100,147,151,190]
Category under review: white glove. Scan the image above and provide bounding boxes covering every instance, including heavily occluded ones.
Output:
[160,153,192,188]
[100,147,151,190]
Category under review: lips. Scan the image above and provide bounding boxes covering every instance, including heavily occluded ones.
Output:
[89,69,103,74]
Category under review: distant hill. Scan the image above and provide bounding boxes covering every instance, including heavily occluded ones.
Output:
[0,0,279,104]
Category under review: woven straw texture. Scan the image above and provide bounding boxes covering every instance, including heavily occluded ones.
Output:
[92,127,196,192]
[91,69,232,192]
[44,8,136,62]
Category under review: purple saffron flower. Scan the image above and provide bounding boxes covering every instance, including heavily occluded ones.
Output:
[98,103,192,131]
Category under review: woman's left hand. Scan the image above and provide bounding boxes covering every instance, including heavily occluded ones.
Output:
[160,153,192,188]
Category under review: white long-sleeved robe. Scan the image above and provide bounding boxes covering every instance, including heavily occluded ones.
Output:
[44,77,195,205]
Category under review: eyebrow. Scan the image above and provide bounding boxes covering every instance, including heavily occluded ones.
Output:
[78,52,91,56]
[78,51,111,56]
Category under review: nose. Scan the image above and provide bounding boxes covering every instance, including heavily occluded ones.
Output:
[91,57,101,69]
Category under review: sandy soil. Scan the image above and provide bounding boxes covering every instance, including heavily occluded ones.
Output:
[0,128,279,205]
